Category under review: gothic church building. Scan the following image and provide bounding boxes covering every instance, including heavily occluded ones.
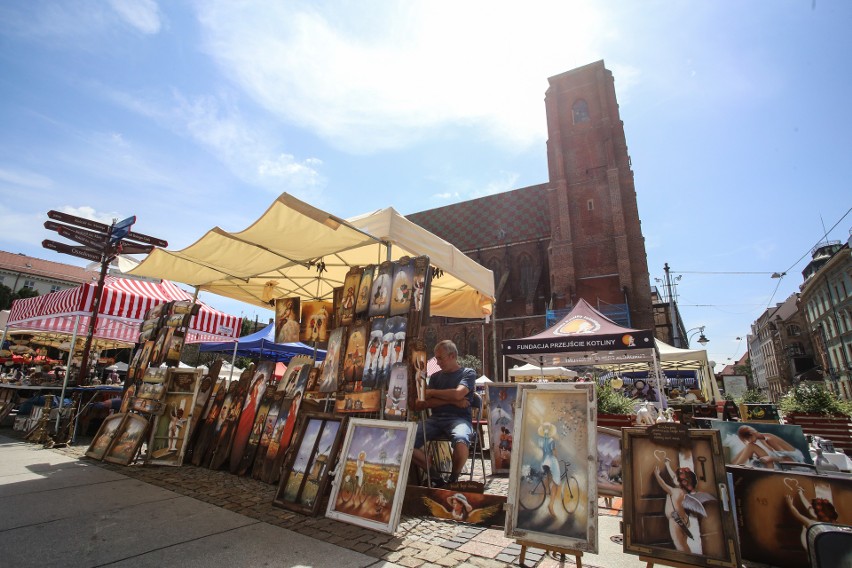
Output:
[408,61,654,378]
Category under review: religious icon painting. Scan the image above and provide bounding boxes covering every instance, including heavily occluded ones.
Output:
[340,267,363,325]
[85,413,128,461]
[275,297,301,344]
[234,385,277,476]
[319,327,345,393]
[505,383,598,553]
[728,465,851,568]
[229,361,272,473]
[274,413,346,515]
[362,318,385,390]
[250,389,288,479]
[485,383,518,475]
[711,421,812,469]
[621,425,740,568]
[190,378,228,467]
[259,391,306,484]
[354,265,374,317]
[368,261,393,318]
[596,427,623,497]
[207,364,255,470]
[148,386,199,466]
[389,258,414,316]
[325,418,416,534]
[103,413,150,466]
[334,390,382,414]
[342,323,367,388]
[300,301,333,343]
[384,363,409,420]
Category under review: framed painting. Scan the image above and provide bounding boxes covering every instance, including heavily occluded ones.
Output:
[505,383,598,553]
[148,390,197,465]
[728,465,852,568]
[164,331,185,366]
[342,323,367,389]
[234,383,277,476]
[383,363,409,420]
[314,327,341,393]
[300,301,332,343]
[377,316,406,390]
[354,265,374,317]
[334,390,382,414]
[596,427,622,497]
[325,418,416,534]
[739,403,781,423]
[368,261,393,317]
[85,413,128,461]
[622,424,740,568]
[485,383,517,474]
[711,421,812,469]
[273,413,346,515]
[280,355,313,397]
[403,485,506,527]
[103,413,150,466]
[257,392,305,484]
[340,268,362,325]
[275,297,301,344]
[362,318,385,390]
[408,256,430,331]
[229,361,272,473]
[389,258,413,316]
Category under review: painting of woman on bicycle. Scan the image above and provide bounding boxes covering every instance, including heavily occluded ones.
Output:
[506,383,598,553]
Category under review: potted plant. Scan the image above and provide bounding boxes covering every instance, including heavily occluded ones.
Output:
[779,383,852,453]
[597,380,636,429]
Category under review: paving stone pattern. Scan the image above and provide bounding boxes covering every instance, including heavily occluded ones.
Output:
[52,442,622,568]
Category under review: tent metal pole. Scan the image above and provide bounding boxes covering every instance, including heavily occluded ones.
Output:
[57,315,80,435]
[228,340,239,383]
[651,352,666,411]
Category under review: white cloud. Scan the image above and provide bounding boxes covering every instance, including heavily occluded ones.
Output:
[472,172,521,198]
[109,0,162,35]
[432,192,459,201]
[195,1,611,154]
[0,167,53,190]
[59,205,124,226]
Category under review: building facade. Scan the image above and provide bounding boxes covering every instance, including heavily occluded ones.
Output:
[409,61,654,378]
[798,236,852,399]
[0,250,94,299]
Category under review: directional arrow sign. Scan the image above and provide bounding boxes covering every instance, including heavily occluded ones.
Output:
[123,231,168,248]
[47,210,110,234]
[44,221,109,250]
[43,239,103,263]
[109,215,137,244]
[117,241,154,255]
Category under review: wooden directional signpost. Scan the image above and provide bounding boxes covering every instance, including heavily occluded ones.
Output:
[43,211,167,385]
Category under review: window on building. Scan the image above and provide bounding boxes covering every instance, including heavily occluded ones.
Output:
[587,199,594,211]
[49,285,61,293]
[518,254,536,301]
[787,324,801,336]
[572,99,590,124]
[22,280,35,290]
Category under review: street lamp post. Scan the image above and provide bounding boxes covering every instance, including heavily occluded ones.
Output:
[686,326,710,348]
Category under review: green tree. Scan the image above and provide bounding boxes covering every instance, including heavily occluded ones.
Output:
[733,361,754,388]
[457,354,482,374]
[0,284,39,310]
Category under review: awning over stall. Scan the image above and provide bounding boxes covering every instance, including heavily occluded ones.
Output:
[127,193,495,319]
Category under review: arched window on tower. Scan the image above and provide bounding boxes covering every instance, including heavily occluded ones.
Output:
[572,99,590,124]
[518,253,536,301]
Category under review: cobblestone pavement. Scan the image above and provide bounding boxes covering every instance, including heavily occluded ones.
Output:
[46,438,624,568]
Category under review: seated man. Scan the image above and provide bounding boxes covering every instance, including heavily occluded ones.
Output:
[411,340,475,484]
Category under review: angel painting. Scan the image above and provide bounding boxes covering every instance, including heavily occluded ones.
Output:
[422,492,501,524]
[653,454,716,554]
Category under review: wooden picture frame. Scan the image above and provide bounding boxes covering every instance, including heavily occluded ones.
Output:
[728,465,852,568]
[485,383,518,475]
[596,426,622,497]
[342,323,367,388]
[354,265,374,317]
[103,413,150,466]
[275,297,301,344]
[340,268,362,326]
[325,418,416,534]
[300,301,332,343]
[318,326,345,393]
[147,368,202,466]
[334,390,381,414]
[368,261,393,318]
[273,413,346,515]
[389,259,414,316]
[85,413,128,461]
[383,363,409,420]
[505,383,598,553]
[622,424,740,568]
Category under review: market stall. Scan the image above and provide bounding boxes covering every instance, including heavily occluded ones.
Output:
[199,322,326,363]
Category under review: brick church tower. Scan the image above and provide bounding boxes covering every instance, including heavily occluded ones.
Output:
[544,61,654,330]
[408,60,654,377]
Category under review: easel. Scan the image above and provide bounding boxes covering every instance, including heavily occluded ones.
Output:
[637,556,705,568]
[517,540,583,568]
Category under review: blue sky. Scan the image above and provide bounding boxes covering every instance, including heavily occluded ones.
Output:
[1,1,849,372]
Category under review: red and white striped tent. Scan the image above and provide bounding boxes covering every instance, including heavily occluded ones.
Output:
[6,276,241,345]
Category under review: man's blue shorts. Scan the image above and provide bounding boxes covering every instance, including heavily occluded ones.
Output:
[415,415,473,449]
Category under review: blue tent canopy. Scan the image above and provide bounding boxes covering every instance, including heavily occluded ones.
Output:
[199,323,326,363]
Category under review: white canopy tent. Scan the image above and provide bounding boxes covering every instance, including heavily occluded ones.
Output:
[654,339,722,404]
[507,363,579,381]
[128,193,495,319]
